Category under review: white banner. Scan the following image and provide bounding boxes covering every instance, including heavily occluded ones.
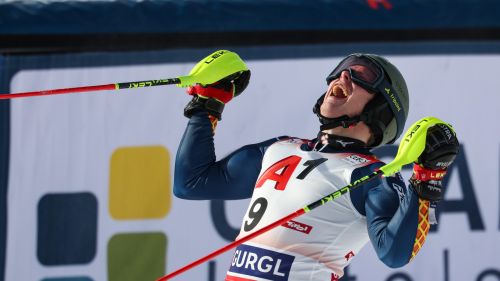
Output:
[7,53,500,281]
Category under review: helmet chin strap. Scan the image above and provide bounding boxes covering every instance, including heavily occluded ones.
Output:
[317,114,370,149]
[313,92,370,131]
[318,109,375,131]
[313,92,393,147]
[319,114,364,131]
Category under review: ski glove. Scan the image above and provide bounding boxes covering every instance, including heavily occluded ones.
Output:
[410,123,459,202]
[184,70,251,120]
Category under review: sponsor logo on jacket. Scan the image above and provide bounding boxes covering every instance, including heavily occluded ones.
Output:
[341,154,370,165]
[282,220,312,234]
[229,244,294,281]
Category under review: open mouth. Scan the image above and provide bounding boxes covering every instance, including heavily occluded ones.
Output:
[330,85,348,98]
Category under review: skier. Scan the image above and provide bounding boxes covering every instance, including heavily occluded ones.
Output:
[174,53,459,280]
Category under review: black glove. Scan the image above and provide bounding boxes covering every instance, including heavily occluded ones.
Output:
[409,123,459,202]
[184,70,251,120]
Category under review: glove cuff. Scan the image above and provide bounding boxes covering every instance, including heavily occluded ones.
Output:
[412,164,447,181]
[410,164,445,202]
[409,178,442,202]
[187,84,234,104]
[184,96,225,120]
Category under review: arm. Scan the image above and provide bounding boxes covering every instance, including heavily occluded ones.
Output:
[365,173,423,268]
[174,111,280,200]
[350,165,423,268]
[173,64,283,200]
[353,123,459,267]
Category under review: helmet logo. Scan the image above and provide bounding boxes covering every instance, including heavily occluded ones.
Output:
[384,88,401,112]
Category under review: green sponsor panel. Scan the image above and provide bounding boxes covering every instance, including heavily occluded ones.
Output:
[108,232,167,281]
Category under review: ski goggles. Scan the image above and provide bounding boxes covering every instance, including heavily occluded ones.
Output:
[325,54,407,140]
[326,54,389,95]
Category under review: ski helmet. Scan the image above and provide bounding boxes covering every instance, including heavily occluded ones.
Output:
[313,53,409,146]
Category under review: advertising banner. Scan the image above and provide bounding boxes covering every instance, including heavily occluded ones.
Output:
[5,52,500,281]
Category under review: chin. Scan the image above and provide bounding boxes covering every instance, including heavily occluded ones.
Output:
[320,109,341,118]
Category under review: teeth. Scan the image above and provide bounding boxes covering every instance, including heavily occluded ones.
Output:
[332,85,347,97]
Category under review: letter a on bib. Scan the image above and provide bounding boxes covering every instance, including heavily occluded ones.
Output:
[255,155,301,191]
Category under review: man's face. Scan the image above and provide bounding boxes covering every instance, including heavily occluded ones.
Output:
[320,65,377,119]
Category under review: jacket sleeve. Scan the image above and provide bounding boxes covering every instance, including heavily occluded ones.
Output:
[350,164,431,268]
[174,112,281,200]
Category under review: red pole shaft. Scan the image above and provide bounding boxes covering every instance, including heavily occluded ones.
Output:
[0,77,181,100]
[0,84,117,100]
[157,209,305,281]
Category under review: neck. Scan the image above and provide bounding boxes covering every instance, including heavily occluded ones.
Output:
[321,123,372,145]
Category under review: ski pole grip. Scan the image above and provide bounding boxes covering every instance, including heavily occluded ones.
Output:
[379,116,453,177]
[177,50,249,87]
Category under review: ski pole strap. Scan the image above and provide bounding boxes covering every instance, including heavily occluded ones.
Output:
[412,164,446,181]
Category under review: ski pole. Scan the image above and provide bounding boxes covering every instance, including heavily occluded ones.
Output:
[157,116,454,281]
[0,50,248,100]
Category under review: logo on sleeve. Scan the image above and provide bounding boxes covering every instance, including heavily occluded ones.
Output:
[392,183,405,202]
[229,244,295,281]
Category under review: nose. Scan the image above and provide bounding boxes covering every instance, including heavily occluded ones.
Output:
[340,70,352,82]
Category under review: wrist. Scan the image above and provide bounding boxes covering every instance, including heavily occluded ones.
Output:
[187,84,234,104]
[184,95,225,120]
[412,164,447,181]
[409,178,442,202]
[410,164,446,202]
